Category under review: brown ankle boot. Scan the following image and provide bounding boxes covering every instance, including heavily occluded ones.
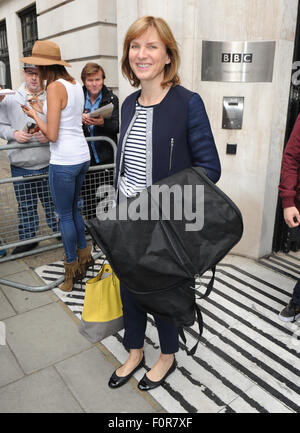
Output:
[77,246,95,280]
[59,260,79,292]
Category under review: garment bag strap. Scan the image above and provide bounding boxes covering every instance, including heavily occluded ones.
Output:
[178,266,216,356]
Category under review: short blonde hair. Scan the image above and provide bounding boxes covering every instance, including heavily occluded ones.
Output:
[81,62,106,83]
[121,16,180,88]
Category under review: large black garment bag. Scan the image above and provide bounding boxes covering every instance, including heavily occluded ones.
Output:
[86,167,243,355]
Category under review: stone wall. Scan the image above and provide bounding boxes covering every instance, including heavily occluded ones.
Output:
[116,0,298,258]
[0,0,118,90]
[36,0,118,90]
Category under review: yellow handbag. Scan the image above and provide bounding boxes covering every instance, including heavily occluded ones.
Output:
[79,264,124,343]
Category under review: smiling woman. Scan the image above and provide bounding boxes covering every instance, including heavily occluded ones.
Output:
[122,15,180,92]
[129,28,170,78]
[106,16,221,393]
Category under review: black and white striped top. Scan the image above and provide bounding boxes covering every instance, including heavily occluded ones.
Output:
[119,102,148,197]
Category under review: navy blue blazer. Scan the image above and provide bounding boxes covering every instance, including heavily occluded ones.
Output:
[115,85,221,187]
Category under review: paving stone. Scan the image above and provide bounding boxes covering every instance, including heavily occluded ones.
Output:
[0,345,24,387]
[1,270,57,313]
[5,303,92,374]
[0,260,27,278]
[0,367,83,413]
[0,288,15,320]
[55,347,156,413]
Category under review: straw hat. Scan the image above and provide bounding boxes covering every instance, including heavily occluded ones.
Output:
[21,40,71,67]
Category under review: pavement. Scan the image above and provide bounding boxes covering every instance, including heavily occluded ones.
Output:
[0,245,163,414]
[0,245,300,414]
[0,138,166,416]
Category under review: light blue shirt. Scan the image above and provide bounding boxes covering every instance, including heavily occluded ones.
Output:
[85,91,102,163]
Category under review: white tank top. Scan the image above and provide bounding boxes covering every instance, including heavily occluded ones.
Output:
[45,79,90,165]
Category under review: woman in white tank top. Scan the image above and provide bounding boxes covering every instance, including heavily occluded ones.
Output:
[21,40,93,292]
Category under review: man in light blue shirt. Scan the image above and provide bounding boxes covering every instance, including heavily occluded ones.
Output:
[81,62,119,219]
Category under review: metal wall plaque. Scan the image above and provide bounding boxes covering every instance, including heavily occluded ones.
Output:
[222,97,244,129]
[202,41,275,82]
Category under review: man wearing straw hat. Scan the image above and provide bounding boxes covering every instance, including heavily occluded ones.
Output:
[0,63,58,255]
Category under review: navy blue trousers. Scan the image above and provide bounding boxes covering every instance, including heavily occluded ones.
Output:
[120,282,179,354]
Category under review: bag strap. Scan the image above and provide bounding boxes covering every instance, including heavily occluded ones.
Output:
[99,262,119,290]
[178,304,203,356]
[199,265,216,299]
[179,266,216,356]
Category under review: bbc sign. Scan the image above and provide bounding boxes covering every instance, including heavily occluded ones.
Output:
[202,41,275,82]
[222,53,253,63]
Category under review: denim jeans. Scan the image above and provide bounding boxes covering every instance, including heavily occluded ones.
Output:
[48,161,90,263]
[11,165,58,240]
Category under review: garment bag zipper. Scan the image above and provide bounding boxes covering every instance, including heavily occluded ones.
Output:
[169,138,174,171]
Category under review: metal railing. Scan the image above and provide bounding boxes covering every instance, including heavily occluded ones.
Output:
[0,136,116,291]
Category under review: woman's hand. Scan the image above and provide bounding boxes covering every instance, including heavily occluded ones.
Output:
[283,206,300,227]
[33,131,49,143]
[28,97,44,114]
[21,105,37,120]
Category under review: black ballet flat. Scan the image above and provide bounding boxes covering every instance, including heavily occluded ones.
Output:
[138,358,177,391]
[108,355,145,389]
